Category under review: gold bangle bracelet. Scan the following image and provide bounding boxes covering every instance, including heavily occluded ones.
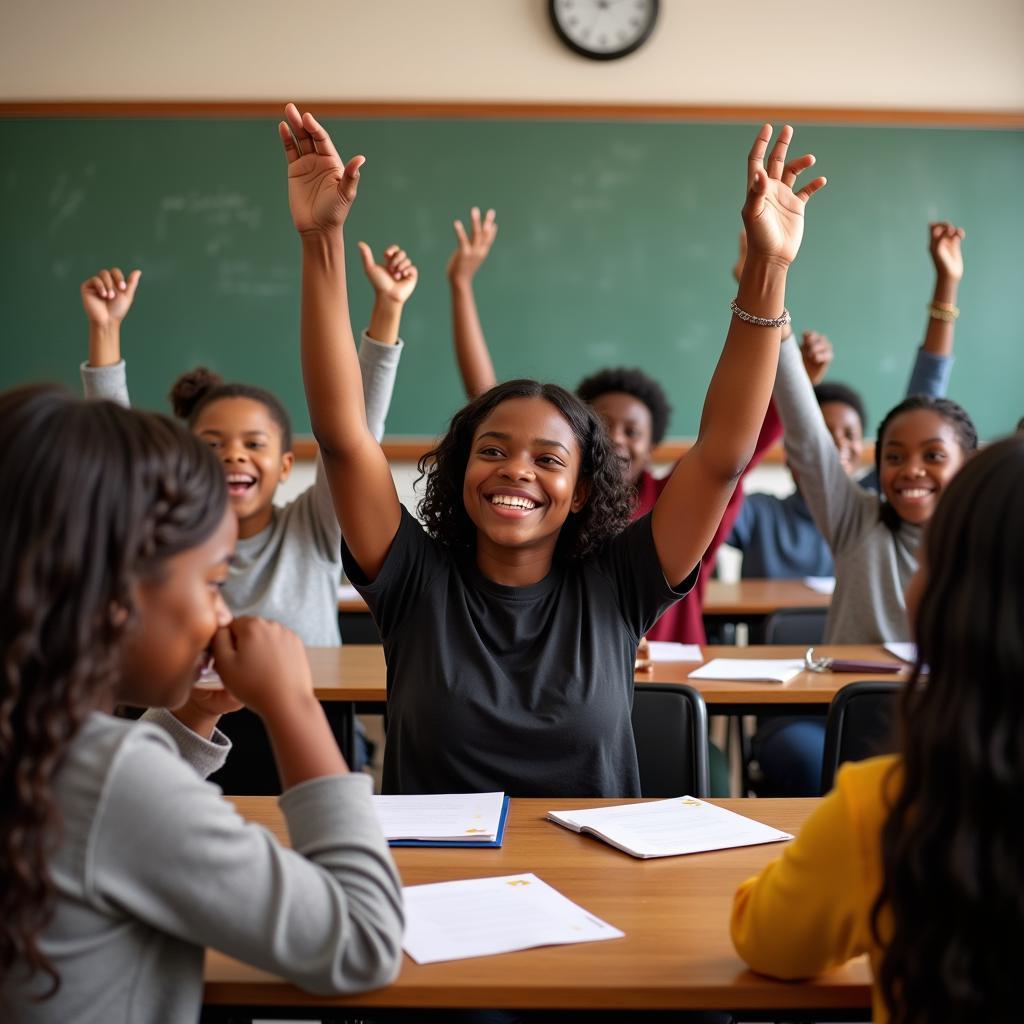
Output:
[928,303,960,322]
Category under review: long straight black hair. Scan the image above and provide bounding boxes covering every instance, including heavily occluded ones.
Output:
[873,435,1024,1022]
[0,385,226,996]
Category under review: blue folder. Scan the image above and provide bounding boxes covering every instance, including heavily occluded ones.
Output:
[389,794,511,848]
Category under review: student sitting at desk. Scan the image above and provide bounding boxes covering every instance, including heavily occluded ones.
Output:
[726,221,964,579]
[731,434,1024,1024]
[78,241,416,790]
[282,101,826,797]
[445,208,783,648]
[0,387,403,1024]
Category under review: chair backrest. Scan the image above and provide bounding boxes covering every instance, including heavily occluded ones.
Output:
[820,681,902,794]
[631,683,710,798]
[763,606,828,645]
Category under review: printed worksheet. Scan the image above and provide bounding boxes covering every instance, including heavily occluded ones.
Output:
[402,873,624,964]
[688,658,804,684]
[372,792,506,841]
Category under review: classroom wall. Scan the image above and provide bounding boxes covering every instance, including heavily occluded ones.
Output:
[2,0,1023,110]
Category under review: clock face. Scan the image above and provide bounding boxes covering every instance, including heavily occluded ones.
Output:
[549,0,659,61]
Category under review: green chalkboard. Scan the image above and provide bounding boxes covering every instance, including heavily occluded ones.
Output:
[2,116,1022,439]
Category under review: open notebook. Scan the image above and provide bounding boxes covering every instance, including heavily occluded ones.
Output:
[372,792,510,848]
[548,797,791,859]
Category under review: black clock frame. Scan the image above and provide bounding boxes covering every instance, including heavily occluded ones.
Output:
[548,0,660,61]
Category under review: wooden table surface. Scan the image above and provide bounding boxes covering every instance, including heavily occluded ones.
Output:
[308,643,908,708]
[204,797,870,1011]
[339,577,833,617]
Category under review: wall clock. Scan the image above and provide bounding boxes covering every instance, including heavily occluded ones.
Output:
[549,0,660,61]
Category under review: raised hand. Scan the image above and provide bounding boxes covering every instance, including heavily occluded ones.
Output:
[278,103,364,234]
[741,125,826,268]
[447,207,498,284]
[358,242,419,304]
[81,267,141,328]
[929,221,965,282]
[800,330,833,386]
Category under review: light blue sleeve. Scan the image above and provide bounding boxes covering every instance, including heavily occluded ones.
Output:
[904,348,953,399]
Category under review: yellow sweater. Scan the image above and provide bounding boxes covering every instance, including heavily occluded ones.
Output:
[731,755,900,1023]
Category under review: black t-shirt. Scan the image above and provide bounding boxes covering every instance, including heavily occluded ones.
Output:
[342,508,697,797]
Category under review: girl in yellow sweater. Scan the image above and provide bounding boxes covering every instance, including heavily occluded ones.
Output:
[731,434,1024,1024]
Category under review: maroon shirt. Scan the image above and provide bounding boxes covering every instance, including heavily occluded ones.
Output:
[634,402,783,644]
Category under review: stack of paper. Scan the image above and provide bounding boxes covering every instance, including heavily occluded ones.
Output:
[883,642,917,663]
[402,873,623,964]
[803,576,837,595]
[688,658,804,684]
[646,641,703,662]
[372,792,509,848]
[547,798,792,859]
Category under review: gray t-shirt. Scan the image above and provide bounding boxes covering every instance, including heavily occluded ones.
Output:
[2,710,403,1024]
[80,333,402,646]
[772,337,923,642]
[343,508,697,798]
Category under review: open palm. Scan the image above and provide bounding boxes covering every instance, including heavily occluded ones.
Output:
[279,103,364,234]
[742,125,826,267]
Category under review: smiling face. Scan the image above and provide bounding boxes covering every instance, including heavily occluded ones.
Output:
[193,397,294,538]
[820,400,865,476]
[462,396,589,575]
[879,409,967,525]
[588,391,653,486]
[117,507,236,709]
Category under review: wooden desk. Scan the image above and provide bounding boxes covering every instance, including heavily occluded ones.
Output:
[204,797,870,1012]
[339,578,833,619]
[309,643,907,714]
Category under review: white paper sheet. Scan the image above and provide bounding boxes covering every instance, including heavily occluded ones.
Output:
[802,576,837,595]
[338,582,361,602]
[646,642,703,662]
[548,798,792,859]
[372,792,506,841]
[883,642,918,663]
[401,873,624,964]
[687,658,804,684]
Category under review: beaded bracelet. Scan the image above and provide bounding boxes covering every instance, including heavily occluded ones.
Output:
[730,299,791,329]
[928,302,960,322]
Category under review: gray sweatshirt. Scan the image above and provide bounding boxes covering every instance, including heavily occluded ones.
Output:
[2,709,404,1024]
[773,337,922,642]
[80,334,402,645]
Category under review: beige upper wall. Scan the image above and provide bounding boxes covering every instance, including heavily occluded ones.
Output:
[3,0,1023,110]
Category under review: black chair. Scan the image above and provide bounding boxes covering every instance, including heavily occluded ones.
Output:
[763,606,828,645]
[820,681,902,794]
[631,683,710,798]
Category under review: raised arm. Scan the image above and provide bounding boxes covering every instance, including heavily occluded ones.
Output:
[79,266,140,405]
[905,221,963,397]
[280,103,401,580]
[650,125,826,584]
[447,206,499,398]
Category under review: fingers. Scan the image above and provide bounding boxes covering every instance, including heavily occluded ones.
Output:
[301,110,341,162]
[210,622,238,669]
[278,120,300,164]
[470,206,481,236]
[385,246,412,279]
[453,219,469,249]
[747,123,773,190]
[766,124,794,180]
[796,175,828,204]
[124,268,142,302]
[338,154,365,206]
[781,153,815,189]
[357,241,376,275]
[483,207,497,235]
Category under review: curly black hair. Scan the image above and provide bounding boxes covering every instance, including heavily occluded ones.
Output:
[417,379,633,560]
[169,367,293,452]
[813,381,867,433]
[0,385,226,997]
[872,434,1024,1023]
[575,367,672,447]
[874,395,978,530]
